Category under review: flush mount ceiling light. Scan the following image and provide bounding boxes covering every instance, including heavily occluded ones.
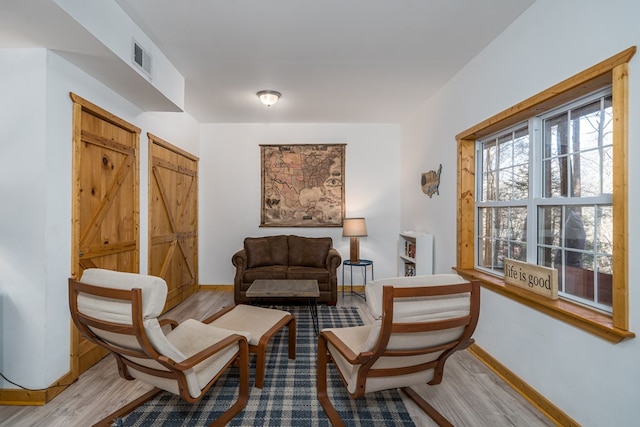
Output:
[257,90,281,107]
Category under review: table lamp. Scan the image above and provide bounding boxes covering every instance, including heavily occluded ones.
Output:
[342,218,367,263]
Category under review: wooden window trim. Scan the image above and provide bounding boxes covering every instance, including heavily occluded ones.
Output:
[455,47,636,344]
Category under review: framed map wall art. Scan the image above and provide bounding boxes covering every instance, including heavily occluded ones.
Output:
[260,144,346,227]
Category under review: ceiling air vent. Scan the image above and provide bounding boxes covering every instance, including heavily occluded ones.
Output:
[132,39,152,78]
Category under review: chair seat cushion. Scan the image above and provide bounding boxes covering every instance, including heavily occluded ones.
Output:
[165,319,249,398]
[207,305,291,346]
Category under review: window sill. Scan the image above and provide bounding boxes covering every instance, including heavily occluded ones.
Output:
[453,267,635,343]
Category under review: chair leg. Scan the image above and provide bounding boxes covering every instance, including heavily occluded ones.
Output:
[253,313,297,389]
[400,386,453,427]
[211,341,250,427]
[287,315,297,360]
[253,343,267,389]
[317,333,346,427]
[91,388,164,427]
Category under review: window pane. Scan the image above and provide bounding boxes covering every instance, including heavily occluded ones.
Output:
[596,205,613,255]
[510,242,526,261]
[498,134,513,168]
[563,258,595,303]
[478,237,492,269]
[494,207,509,240]
[571,99,601,152]
[483,141,496,172]
[538,206,562,248]
[482,172,496,201]
[544,112,569,158]
[543,157,566,198]
[574,150,602,197]
[514,128,529,165]
[478,207,492,238]
[538,246,554,268]
[556,209,587,268]
[603,96,613,146]
[495,239,507,270]
[603,146,613,194]
[513,164,529,199]
[498,170,513,200]
[509,207,527,241]
[596,255,613,308]
[544,112,569,198]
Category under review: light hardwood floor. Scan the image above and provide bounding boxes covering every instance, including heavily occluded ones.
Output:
[0,290,554,427]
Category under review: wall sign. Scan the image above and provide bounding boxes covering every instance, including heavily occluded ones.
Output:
[504,258,558,300]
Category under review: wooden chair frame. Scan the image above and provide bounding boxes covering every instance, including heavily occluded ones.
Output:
[69,278,249,427]
[317,280,480,427]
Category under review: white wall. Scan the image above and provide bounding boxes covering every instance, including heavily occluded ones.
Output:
[198,123,402,286]
[0,49,199,389]
[401,0,640,425]
[0,49,49,387]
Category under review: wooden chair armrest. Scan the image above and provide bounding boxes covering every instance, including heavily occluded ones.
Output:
[202,305,236,324]
[159,319,179,330]
[320,330,370,364]
[168,334,248,371]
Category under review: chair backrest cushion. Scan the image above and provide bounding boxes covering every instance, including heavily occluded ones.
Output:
[79,268,167,323]
[365,274,470,320]
[78,269,190,375]
[360,274,472,353]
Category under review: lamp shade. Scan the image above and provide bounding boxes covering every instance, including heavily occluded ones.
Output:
[257,90,281,106]
[342,218,367,237]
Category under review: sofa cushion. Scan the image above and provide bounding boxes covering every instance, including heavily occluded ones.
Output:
[245,237,272,268]
[287,266,330,284]
[243,265,288,282]
[269,235,289,265]
[245,235,289,268]
[288,236,331,268]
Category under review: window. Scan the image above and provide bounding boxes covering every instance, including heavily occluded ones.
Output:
[476,90,613,313]
[454,47,636,343]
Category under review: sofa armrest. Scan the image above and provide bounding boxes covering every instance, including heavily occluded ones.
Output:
[326,248,342,305]
[232,249,248,303]
[232,249,247,269]
[326,248,342,273]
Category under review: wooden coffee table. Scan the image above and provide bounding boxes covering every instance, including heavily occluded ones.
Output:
[246,279,320,335]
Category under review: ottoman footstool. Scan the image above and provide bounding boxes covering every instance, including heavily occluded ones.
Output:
[204,304,296,388]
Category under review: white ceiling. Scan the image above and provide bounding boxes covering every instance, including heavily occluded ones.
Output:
[1,0,535,123]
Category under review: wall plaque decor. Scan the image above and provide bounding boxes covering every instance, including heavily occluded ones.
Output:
[421,164,442,197]
[260,144,345,227]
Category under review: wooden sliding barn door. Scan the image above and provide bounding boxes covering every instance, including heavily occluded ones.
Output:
[148,133,199,311]
[70,93,140,377]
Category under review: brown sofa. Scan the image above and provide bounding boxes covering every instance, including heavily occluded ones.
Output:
[232,235,342,305]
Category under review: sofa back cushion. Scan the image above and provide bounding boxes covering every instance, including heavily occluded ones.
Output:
[288,236,331,268]
[245,235,289,268]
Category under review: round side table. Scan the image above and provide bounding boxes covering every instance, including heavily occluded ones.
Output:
[342,259,374,299]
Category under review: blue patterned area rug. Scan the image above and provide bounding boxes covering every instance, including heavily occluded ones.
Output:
[114,305,415,426]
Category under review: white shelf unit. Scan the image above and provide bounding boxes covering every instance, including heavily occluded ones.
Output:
[398,232,433,276]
